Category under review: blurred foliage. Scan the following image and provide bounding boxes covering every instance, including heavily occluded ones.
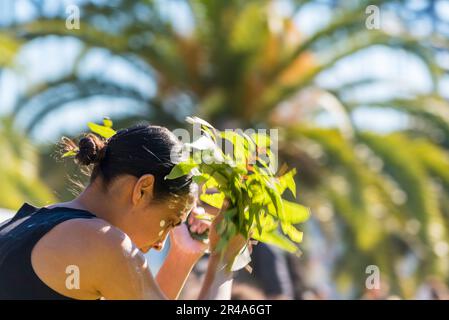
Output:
[0,118,55,209]
[0,31,54,209]
[0,33,20,66]
[1,0,449,297]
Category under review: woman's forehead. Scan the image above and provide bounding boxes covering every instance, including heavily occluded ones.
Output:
[164,190,196,220]
[167,201,193,222]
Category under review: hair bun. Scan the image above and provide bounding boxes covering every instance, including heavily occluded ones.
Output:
[76,134,106,166]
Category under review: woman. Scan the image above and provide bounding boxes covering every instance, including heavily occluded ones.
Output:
[0,124,247,299]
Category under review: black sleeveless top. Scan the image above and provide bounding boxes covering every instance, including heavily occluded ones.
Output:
[0,203,97,299]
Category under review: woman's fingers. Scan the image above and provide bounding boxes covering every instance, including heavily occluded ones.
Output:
[188,206,213,235]
[197,221,210,234]
[189,218,211,234]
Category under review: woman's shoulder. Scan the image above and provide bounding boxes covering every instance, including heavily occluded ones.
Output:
[33,203,125,245]
[31,215,142,299]
[46,216,134,255]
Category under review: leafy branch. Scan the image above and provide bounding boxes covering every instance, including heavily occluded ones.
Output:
[166,117,310,263]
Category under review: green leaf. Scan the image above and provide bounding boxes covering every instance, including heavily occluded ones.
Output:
[254,207,263,235]
[227,221,237,237]
[193,174,210,184]
[248,183,265,204]
[241,132,257,154]
[200,192,225,208]
[278,169,297,197]
[62,150,77,158]
[224,207,238,220]
[211,170,229,185]
[193,213,215,221]
[252,230,298,254]
[247,204,260,231]
[265,183,285,221]
[103,117,113,128]
[283,200,310,224]
[186,116,214,128]
[251,132,271,146]
[186,135,217,151]
[217,218,228,235]
[201,126,218,143]
[261,214,279,232]
[165,161,198,180]
[220,130,247,147]
[204,175,219,189]
[88,122,116,139]
[284,224,304,243]
[220,130,248,165]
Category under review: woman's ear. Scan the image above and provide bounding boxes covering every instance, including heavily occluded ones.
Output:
[132,174,155,205]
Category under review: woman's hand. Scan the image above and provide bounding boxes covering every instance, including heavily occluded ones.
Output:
[170,200,253,269]
[187,206,212,235]
[168,207,212,256]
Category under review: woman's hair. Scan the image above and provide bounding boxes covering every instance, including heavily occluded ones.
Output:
[62,124,193,203]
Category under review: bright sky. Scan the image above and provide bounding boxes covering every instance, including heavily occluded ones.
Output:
[0,0,448,144]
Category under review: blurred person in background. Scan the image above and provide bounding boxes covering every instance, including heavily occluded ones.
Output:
[416,277,449,300]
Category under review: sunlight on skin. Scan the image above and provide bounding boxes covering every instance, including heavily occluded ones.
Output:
[100,225,111,233]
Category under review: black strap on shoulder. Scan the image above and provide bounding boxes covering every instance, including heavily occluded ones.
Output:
[0,203,38,232]
[11,203,38,221]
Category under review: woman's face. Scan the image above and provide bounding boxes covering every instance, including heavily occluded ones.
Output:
[138,196,194,253]
[106,174,195,253]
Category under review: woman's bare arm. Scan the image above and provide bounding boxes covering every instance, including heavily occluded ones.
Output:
[155,241,203,299]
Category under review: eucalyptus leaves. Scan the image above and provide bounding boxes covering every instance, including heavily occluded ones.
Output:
[166,116,310,260]
[61,117,116,158]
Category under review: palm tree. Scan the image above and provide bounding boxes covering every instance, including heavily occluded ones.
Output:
[0,117,55,209]
[4,0,449,297]
[0,33,19,66]
[0,30,55,210]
